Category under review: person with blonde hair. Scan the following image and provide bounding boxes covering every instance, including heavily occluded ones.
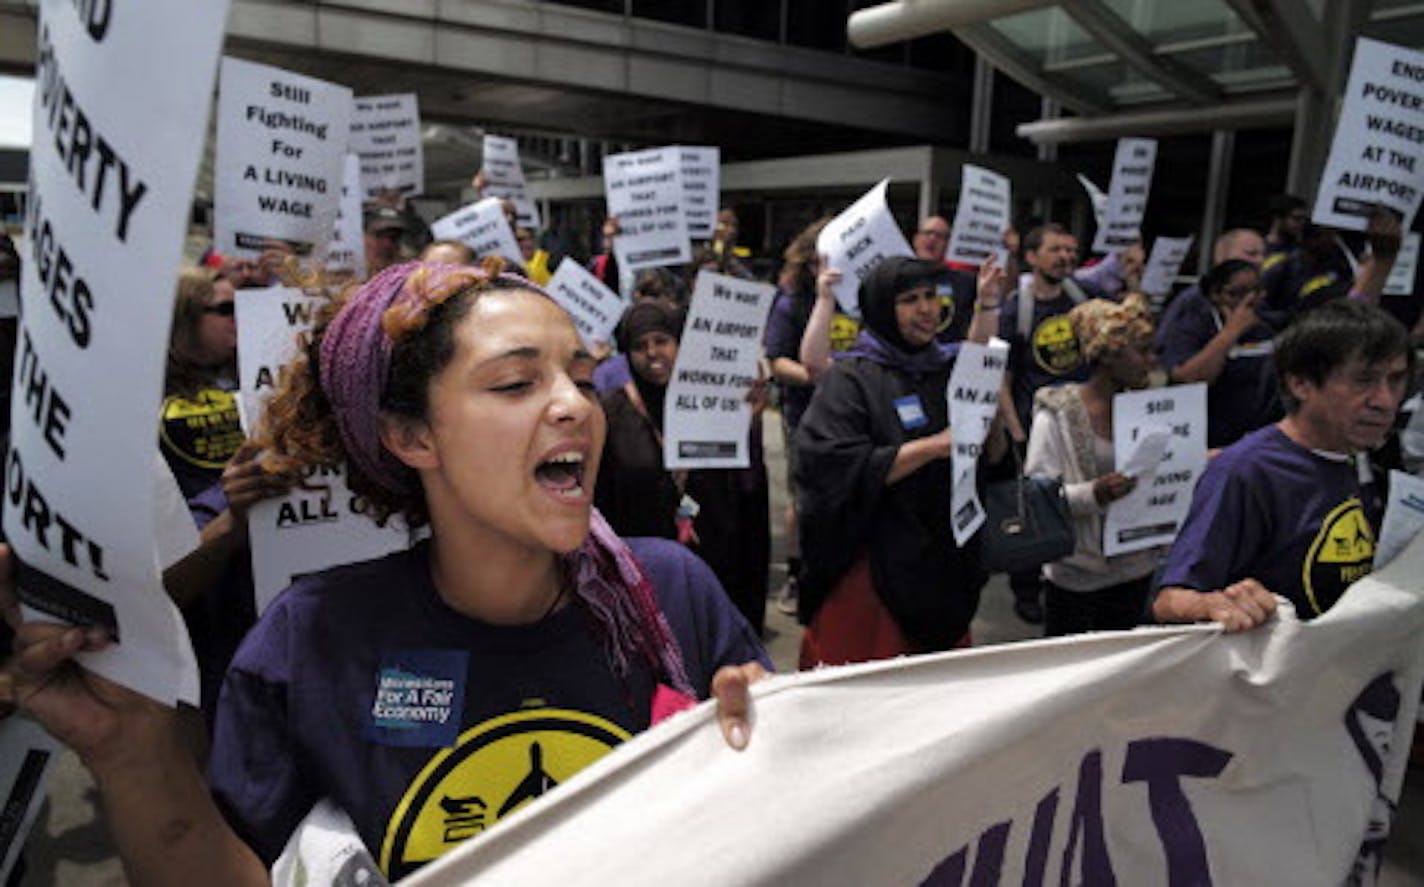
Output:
[1024,294,1161,636]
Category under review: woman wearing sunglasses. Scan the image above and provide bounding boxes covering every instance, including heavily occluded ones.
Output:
[1155,259,1282,450]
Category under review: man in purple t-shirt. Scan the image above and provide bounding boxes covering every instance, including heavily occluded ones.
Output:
[1153,301,1414,630]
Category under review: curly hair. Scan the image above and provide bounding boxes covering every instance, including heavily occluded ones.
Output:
[1067,292,1154,364]
[257,257,536,527]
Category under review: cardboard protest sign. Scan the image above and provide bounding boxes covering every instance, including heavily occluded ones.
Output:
[325,153,367,280]
[1077,173,1108,230]
[214,57,351,259]
[482,134,540,229]
[946,165,1011,267]
[408,538,1424,887]
[1103,383,1207,556]
[5,0,227,704]
[1383,231,1420,295]
[350,93,423,197]
[546,257,626,351]
[679,146,720,240]
[947,338,1009,545]
[1139,235,1194,299]
[235,286,408,613]
[1315,38,1424,231]
[1092,138,1156,254]
[0,718,58,885]
[663,272,774,469]
[603,147,691,272]
[430,197,523,265]
[815,179,914,318]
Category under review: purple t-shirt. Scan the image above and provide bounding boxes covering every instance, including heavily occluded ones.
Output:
[593,352,632,394]
[999,291,1092,430]
[1157,425,1378,618]
[1154,287,1281,449]
[764,288,861,429]
[208,536,768,878]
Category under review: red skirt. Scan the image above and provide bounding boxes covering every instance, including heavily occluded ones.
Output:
[798,555,971,669]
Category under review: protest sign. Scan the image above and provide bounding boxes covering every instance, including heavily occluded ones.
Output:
[603,147,690,272]
[946,165,1011,267]
[546,257,625,351]
[1314,38,1424,231]
[0,718,58,885]
[430,197,523,265]
[235,286,409,613]
[1103,383,1207,556]
[214,57,351,260]
[663,272,774,469]
[1092,138,1157,254]
[679,146,720,240]
[1376,469,1424,569]
[816,179,914,318]
[482,134,540,229]
[1383,231,1420,295]
[407,537,1424,887]
[5,0,227,704]
[947,337,1010,545]
[1077,173,1108,231]
[350,93,423,197]
[325,154,367,280]
[1139,235,1194,300]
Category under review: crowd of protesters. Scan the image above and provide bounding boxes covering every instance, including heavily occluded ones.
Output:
[2,144,1422,882]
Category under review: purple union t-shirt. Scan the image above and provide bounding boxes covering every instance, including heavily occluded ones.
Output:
[1157,425,1378,618]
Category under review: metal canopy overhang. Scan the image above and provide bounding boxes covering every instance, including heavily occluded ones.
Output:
[848,0,1421,145]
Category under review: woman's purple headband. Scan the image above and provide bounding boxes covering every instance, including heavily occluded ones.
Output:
[317,260,547,497]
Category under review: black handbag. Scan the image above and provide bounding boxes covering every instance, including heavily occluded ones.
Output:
[978,452,1075,574]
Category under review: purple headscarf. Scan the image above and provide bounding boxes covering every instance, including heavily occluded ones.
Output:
[316,260,694,696]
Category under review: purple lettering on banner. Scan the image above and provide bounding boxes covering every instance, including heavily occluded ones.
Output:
[968,820,1011,887]
[1023,788,1060,887]
[1059,750,1117,887]
[1121,737,1232,887]
[920,846,967,887]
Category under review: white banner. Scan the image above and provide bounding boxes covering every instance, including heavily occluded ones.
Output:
[663,272,774,470]
[6,0,227,705]
[546,257,625,351]
[815,179,914,318]
[603,147,690,272]
[1103,384,1207,557]
[430,197,523,266]
[1314,38,1424,231]
[407,537,1424,887]
[1383,231,1420,296]
[325,154,367,280]
[213,57,351,260]
[350,93,423,198]
[235,286,408,613]
[1139,235,1194,299]
[482,134,540,230]
[679,146,720,240]
[0,717,59,885]
[948,337,1010,545]
[946,165,1012,267]
[1092,138,1157,254]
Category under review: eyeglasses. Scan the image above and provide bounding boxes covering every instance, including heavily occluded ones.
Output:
[203,302,236,317]
[916,229,950,239]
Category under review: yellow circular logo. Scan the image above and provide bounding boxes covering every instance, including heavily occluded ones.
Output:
[936,285,956,334]
[158,388,242,468]
[1031,315,1083,375]
[829,314,862,354]
[1302,498,1375,616]
[379,708,630,878]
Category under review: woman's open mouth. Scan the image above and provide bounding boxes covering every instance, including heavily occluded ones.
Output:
[534,451,588,501]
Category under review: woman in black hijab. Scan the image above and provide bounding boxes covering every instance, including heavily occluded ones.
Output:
[596,299,772,634]
[795,256,1008,666]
